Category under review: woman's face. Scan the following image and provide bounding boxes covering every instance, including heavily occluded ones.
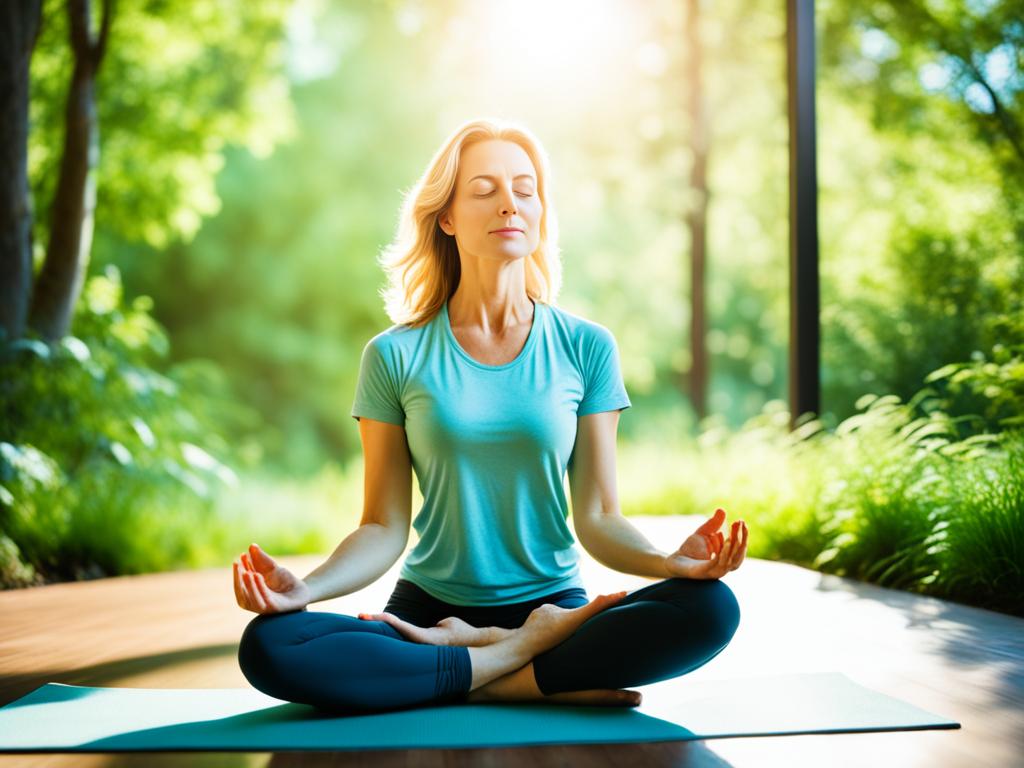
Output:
[439,139,542,264]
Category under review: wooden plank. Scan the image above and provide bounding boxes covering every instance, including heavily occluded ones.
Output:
[1,515,1020,767]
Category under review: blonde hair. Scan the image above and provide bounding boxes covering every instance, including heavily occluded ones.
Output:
[378,117,563,328]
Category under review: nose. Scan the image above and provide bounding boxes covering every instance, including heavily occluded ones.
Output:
[497,186,517,216]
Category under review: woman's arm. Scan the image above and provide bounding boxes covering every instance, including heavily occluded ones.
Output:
[569,410,673,580]
[569,411,748,581]
[302,523,409,603]
[303,417,413,603]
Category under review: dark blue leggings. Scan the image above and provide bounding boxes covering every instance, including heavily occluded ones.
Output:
[237,576,740,714]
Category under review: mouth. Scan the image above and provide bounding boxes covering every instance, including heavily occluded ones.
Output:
[491,228,523,234]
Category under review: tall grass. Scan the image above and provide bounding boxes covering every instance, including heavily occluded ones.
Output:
[619,395,1023,616]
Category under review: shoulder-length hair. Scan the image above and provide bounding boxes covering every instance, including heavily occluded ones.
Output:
[377,117,563,328]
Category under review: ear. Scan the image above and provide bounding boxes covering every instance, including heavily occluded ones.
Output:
[438,211,453,236]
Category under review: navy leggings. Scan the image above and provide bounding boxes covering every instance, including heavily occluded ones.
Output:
[237,576,740,714]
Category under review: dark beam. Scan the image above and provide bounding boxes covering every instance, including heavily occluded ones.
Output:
[786,0,821,427]
[686,0,709,422]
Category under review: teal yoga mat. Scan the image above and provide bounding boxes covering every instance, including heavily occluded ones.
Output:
[0,671,959,752]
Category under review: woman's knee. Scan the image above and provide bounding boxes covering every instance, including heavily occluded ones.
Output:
[704,579,741,644]
[237,612,301,687]
[660,577,741,647]
[238,615,272,674]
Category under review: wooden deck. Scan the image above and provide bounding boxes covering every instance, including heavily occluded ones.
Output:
[1,515,1021,767]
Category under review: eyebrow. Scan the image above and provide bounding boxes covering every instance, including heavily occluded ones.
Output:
[469,174,536,183]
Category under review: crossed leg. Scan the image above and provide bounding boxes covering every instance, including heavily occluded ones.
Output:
[237,577,739,712]
[470,577,741,704]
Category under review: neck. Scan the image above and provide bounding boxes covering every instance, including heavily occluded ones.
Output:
[448,285,534,336]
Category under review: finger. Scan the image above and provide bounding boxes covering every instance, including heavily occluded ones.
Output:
[730,523,743,563]
[712,541,733,578]
[731,523,749,570]
[232,560,245,606]
[590,591,628,612]
[236,562,255,609]
[252,571,277,610]
[241,551,255,573]
[241,571,261,611]
[717,537,733,566]
[364,612,424,640]
[237,573,256,618]
[251,572,270,613]
[245,571,268,613]
[559,592,624,622]
[359,613,393,623]
[250,543,275,572]
[726,532,742,570]
[705,532,721,557]
[696,508,726,535]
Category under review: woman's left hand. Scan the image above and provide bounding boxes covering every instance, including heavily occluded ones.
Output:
[357,612,500,646]
[664,508,748,580]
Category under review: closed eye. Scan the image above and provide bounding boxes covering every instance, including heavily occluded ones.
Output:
[475,192,533,198]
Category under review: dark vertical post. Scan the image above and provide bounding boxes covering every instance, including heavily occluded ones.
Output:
[686,0,709,422]
[786,0,820,427]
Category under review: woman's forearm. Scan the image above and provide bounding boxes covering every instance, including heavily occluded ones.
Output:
[579,513,673,579]
[302,523,408,604]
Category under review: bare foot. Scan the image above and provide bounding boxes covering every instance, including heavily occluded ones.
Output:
[517,591,629,657]
[432,591,630,693]
[466,662,642,708]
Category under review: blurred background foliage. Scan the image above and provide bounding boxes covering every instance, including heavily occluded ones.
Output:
[1,0,1021,614]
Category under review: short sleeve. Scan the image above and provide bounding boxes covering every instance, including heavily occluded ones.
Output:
[577,325,632,416]
[350,336,405,426]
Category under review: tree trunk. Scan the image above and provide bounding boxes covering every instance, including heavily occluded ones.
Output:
[685,0,710,421]
[0,0,43,346]
[28,0,112,342]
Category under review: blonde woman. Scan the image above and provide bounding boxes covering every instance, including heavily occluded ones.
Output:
[233,117,747,713]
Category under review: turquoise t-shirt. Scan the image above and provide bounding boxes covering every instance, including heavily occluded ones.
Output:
[350,297,631,606]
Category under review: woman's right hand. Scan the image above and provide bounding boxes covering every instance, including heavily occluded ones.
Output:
[232,543,312,614]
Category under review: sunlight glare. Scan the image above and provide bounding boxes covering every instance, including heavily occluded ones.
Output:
[467,0,640,108]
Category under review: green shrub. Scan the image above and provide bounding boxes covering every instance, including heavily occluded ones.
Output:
[925,309,1024,431]
[937,431,1024,615]
[621,386,1022,617]
[0,266,257,587]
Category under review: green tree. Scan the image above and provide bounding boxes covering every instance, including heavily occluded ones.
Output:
[817,0,1023,417]
[0,0,296,345]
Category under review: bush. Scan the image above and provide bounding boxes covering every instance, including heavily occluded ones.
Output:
[624,385,1022,617]
[0,266,258,587]
[924,309,1024,431]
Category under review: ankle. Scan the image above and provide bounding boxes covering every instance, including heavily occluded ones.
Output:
[482,626,517,645]
[467,662,542,703]
[466,632,536,691]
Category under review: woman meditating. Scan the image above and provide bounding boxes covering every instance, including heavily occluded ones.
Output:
[233,117,748,714]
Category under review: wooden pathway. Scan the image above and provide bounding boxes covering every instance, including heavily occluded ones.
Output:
[1,515,1021,767]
